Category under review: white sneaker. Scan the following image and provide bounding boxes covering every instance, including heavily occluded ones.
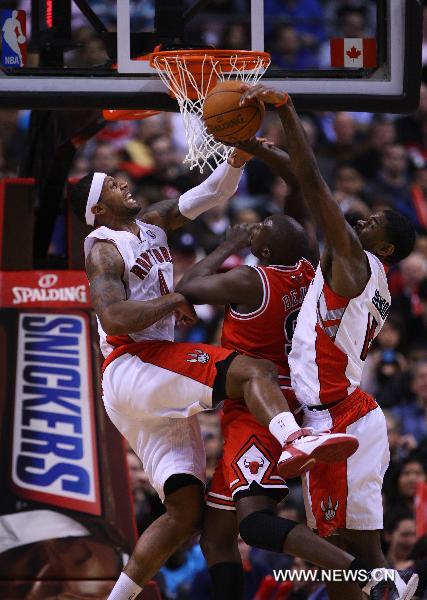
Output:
[277,428,359,479]
[364,568,419,600]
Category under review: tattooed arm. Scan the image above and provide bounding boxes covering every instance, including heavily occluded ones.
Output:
[86,240,196,334]
[141,197,189,231]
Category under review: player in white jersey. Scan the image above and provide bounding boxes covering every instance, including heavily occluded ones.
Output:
[71,155,357,600]
[240,84,418,600]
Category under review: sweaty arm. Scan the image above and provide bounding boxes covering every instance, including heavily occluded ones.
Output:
[239,85,368,295]
[276,98,368,294]
[86,241,189,335]
[176,225,262,309]
[141,159,244,231]
[239,138,319,264]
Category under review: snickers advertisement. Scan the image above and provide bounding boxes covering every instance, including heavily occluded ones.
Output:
[0,271,138,599]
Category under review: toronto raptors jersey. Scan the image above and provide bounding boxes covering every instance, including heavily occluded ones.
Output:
[221,259,315,392]
[289,251,391,406]
[84,221,174,358]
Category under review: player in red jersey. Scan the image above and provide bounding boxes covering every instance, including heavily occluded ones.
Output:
[176,144,400,600]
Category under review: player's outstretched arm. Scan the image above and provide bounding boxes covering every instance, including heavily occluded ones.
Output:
[176,224,262,307]
[240,84,368,295]
[141,150,250,231]
[86,240,196,334]
[238,138,319,264]
[240,87,364,256]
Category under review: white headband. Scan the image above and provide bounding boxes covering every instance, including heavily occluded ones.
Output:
[0,510,90,553]
[85,172,107,225]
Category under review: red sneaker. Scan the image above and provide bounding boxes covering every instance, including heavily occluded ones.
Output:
[277,428,359,479]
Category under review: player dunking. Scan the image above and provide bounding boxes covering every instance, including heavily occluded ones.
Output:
[177,140,417,600]
[71,154,355,600]
[238,85,418,599]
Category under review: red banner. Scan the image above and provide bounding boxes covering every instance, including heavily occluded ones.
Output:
[0,270,90,307]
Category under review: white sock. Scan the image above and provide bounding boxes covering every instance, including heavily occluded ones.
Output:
[107,572,143,600]
[269,411,301,445]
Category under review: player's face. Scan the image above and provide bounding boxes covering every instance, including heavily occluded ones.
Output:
[250,218,272,259]
[98,176,140,218]
[353,212,388,252]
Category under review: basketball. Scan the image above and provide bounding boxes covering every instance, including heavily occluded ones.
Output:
[203,80,264,144]
[17,35,25,44]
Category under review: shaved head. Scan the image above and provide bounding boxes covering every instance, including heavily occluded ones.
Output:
[251,214,310,265]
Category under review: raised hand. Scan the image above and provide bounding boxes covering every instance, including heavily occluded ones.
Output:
[239,83,288,107]
[227,146,254,168]
[225,223,257,251]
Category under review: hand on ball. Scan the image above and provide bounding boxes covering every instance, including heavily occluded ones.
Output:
[240,84,288,108]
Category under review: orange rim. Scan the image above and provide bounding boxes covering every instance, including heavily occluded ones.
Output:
[102,109,161,122]
[149,48,270,71]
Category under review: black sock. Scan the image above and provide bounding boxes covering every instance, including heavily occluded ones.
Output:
[209,562,244,600]
[349,558,372,588]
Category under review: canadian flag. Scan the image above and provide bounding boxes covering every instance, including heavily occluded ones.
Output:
[330,38,377,68]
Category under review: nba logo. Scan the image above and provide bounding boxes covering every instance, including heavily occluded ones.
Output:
[1,10,27,68]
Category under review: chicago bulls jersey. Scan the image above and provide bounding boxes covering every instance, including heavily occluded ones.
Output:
[221,259,315,391]
[289,251,391,406]
[84,221,174,358]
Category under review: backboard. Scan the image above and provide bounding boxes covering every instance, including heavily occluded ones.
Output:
[0,0,422,112]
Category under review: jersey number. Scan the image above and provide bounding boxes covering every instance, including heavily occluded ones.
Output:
[284,308,300,357]
[360,314,378,361]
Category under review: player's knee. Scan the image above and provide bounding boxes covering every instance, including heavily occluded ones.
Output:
[238,510,298,553]
[164,474,204,538]
[166,504,203,540]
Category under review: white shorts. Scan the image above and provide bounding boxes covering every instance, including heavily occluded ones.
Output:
[300,389,390,536]
[102,339,235,500]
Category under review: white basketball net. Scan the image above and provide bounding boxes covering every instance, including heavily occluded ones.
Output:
[152,52,270,173]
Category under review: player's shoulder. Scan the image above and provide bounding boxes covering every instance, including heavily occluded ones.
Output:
[261,257,315,277]
[230,265,261,283]
[86,225,118,241]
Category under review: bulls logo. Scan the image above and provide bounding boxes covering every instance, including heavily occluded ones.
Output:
[244,457,264,475]
[320,496,339,521]
[231,437,287,498]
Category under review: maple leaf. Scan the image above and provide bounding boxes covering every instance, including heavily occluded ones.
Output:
[346,46,361,61]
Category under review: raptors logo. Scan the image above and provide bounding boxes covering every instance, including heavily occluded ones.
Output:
[320,496,339,521]
[186,349,210,364]
[244,457,264,475]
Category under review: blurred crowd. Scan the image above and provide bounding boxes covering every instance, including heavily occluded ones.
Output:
[5,1,427,599]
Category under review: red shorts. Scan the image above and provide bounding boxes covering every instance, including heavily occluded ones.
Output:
[207,397,292,511]
[301,388,389,536]
[103,339,236,406]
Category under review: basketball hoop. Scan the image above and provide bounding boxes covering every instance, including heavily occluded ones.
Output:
[150,48,270,173]
[103,109,161,121]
